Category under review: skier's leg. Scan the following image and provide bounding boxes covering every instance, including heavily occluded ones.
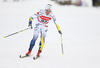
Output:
[39,34,45,50]
[26,27,39,56]
[37,35,45,57]
[37,27,48,56]
[29,34,38,50]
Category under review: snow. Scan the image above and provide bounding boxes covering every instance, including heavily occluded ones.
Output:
[0,0,100,68]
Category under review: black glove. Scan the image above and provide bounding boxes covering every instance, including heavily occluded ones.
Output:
[28,25,33,29]
[59,30,62,34]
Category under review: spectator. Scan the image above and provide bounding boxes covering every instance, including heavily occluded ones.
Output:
[14,0,19,2]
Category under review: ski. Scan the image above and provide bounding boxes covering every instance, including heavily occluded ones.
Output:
[19,55,29,58]
[33,56,40,60]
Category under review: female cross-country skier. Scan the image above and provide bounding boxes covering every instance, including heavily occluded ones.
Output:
[26,4,62,57]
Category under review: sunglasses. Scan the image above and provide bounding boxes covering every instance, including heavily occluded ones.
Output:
[46,9,51,12]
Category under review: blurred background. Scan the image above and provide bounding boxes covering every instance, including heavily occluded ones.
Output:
[2,0,100,7]
[51,0,100,7]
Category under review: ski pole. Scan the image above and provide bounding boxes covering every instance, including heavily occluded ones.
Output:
[3,28,28,38]
[53,19,64,55]
[60,34,64,55]
[56,24,64,55]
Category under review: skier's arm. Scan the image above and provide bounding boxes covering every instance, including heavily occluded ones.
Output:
[29,14,39,26]
[52,15,62,34]
[28,10,42,29]
[28,15,37,29]
[56,24,62,34]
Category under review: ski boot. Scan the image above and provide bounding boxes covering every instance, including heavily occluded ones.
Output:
[26,49,32,56]
[37,50,42,57]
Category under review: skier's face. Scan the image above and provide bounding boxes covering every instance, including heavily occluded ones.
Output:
[46,9,51,15]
